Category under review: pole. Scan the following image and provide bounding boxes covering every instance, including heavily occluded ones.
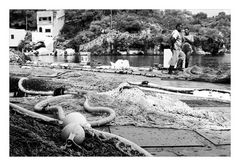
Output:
[110,10,112,29]
[25,12,27,30]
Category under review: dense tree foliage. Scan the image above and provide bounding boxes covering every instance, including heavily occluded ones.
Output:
[10,10,38,30]
[60,9,230,54]
[10,9,231,55]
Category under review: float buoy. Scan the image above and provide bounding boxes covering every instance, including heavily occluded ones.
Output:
[61,123,85,146]
[63,112,90,127]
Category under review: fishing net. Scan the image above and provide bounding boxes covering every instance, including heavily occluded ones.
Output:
[88,83,229,130]
[22,78,65,91]
[9,77,230,156]
[9,108,144,156]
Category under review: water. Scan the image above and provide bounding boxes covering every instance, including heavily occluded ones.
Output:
[190,53,231,71]
[30,53,231,89]
[31,53,231,71]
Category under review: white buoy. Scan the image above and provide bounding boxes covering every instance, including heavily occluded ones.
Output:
[62,112,90,127]
[61,123,85,145]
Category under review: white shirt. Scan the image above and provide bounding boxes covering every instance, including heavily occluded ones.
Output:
[171,30,183,48]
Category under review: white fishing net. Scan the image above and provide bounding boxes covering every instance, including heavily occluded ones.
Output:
[10,81,229,130]
[87,83,229,130]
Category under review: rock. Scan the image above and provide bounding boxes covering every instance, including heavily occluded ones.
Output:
[50,63,60,68]
[21,66,31,69]
[56,49,65,56]
[110,59,130,70]
[36,47,52,56]
[65,48,75,56]
[60,63,70,69]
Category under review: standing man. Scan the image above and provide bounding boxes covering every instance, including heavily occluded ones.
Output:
[182,27,194,68]
[168,23,184,74]
[64,50,68,62]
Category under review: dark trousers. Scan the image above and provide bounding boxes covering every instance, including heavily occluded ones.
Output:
[185,52,191,68]
[176,59,183,69]
[168,65,174,74]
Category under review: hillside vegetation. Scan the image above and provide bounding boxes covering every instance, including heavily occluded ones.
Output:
[10,9,230,55]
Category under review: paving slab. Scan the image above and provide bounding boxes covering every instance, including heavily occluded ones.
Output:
[143,148,177,156]
[196,129,231,145]
[144,145,230,156]
[110,126,205,147]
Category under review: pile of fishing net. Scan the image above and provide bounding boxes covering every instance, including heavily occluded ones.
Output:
[88,83,229,130]
[181,65,230,84]
[9,49,31,64]
[9,76,65,97]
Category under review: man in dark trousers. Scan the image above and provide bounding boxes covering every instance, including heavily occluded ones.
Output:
[182,27,194,68]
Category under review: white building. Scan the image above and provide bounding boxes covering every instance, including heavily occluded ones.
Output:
[9,28,27,48]
[32,10,65,52]
[36,10,65,37]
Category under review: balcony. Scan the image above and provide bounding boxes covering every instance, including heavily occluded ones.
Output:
[38,17,52,25]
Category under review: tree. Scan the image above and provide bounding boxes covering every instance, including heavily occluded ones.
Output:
[193,12,207,20]
[114,13,143,33]
[10,10,38,30]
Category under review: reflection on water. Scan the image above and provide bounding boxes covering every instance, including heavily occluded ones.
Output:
[190,53,231,71]
[31,53,231,71]
[91,55,163,67]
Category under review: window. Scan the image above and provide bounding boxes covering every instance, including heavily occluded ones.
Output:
[45,29,51,33]
[39,27,42,32]
[39,17,50,21]
[11,34,14,39]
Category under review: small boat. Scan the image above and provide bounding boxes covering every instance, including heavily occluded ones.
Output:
[127,81,231,102]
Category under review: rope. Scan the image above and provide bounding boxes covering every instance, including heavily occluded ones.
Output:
[83,94,116,127]
[18,77,53,96]
[10,77,152,156]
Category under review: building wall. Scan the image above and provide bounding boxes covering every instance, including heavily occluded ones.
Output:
[38,25,53,35]
[52,10,65,38]
[9,28,26,47]
[37,11,53,35]
[37,11,53,26]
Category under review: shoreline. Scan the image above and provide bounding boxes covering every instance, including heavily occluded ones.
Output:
[10,61,231,86]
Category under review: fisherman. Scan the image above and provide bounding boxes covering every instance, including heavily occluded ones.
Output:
[168,23,185,74]
[182,27,194,68]
[64,50,68,62]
